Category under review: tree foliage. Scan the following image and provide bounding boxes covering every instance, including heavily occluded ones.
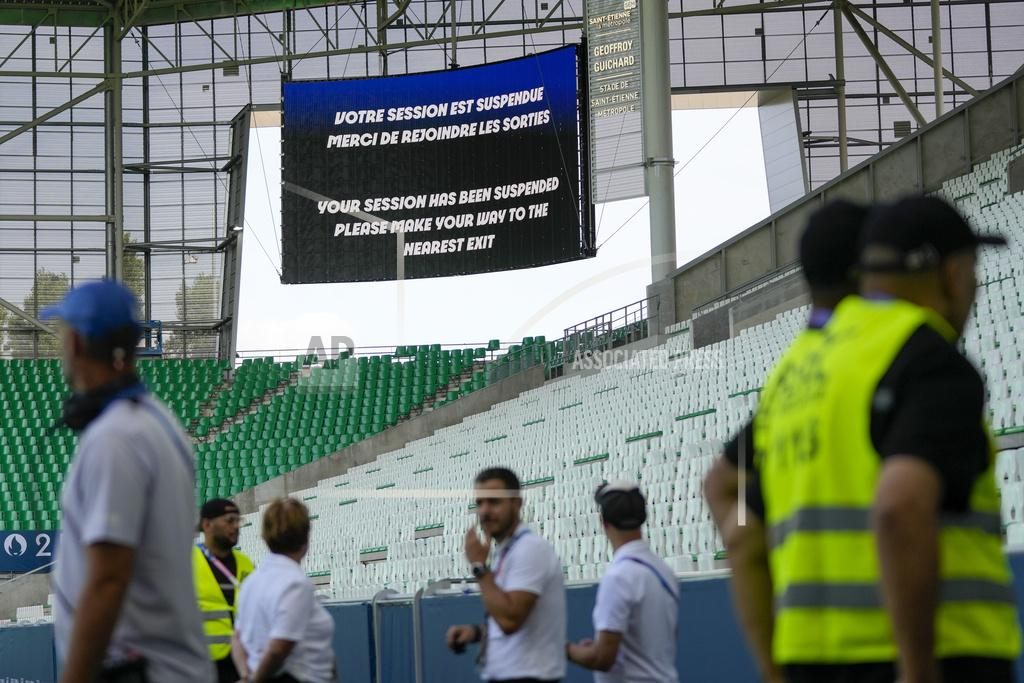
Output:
[164,272,220,357]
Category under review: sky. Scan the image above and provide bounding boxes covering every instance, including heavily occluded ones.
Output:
[235,107,771,357]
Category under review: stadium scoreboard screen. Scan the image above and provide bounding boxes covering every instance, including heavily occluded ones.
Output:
[281,45,594,283]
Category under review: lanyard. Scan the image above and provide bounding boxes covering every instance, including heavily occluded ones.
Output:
[493,527,530,577]
[198,543,239,588]
[807,307,832,330]
[619,556,679,603]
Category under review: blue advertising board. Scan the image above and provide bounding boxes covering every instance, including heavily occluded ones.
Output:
[0,531,58,573]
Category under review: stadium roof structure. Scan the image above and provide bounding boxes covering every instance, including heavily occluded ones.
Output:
[0,0,1021,359]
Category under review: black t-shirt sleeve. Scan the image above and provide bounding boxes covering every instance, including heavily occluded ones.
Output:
[724,419,754,468]
[871,325,989,513]
[723,419,765,519]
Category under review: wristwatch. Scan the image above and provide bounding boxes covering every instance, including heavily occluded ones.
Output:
[471,561,490,579]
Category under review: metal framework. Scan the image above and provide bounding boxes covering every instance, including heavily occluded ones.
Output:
[0,0,1021,358]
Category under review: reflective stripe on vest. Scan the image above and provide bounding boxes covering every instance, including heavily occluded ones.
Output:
[756,296,1021,664]
[205,635,233,645]
[776,579,1017,610]
[768,506,1003,550]
[201,609,233,620]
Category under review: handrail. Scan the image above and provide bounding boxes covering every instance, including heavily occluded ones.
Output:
[0,561,54,595]
[691,261,802,319]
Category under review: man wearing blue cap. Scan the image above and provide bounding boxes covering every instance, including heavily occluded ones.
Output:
[42,279,212,683]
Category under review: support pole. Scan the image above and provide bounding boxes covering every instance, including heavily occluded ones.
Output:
[846,3,978,97]
[449,0,458,68]
[833,0,848,171]
[843,6,926,127]
[641,1,678,283]
[931,0,943,116]
[0,296,57,337]
[377,0,388,76]
[0,81,108,147]
[104,14,124,281]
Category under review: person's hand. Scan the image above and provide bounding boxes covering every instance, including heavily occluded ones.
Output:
[464,526,491,565]
[446,624,478,653]
[565,638,592,663]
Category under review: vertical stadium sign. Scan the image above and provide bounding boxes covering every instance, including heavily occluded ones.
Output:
[586,0,645,202]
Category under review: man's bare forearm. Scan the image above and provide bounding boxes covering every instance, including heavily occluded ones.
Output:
[722,509,778,681]
[250,640,295,683]
[706,460,779,682]
[58,579,129,683]
[875,498,940,680]
[874,457,942,683]
[478,573,512,624]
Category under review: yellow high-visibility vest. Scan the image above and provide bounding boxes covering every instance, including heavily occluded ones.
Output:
[756,295,1020,664]
[193,545,255,661]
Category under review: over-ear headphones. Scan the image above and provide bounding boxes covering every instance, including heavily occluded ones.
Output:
[54,374,143,433]
[594,481,647,530]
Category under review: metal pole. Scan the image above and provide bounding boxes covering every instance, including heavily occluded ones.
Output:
[377,0,388,76]
[0,81,109,146]
[833,0,848,171]
[931,0,943,115]
[412,587,424,683]
[449,0,458,68]
[845,3,978,97]
[641,1,678,283]
[104,15,124,281]
[142,26,153,321]
[0,297,57,336]
[842,6,926,127]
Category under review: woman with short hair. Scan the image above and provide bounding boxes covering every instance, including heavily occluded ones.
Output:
[232,498,335,683]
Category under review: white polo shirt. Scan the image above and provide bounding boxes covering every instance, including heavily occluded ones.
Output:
[482,524,566,682]
[592,539,679,683]
[54,392,212,683]
[237,553,335,683]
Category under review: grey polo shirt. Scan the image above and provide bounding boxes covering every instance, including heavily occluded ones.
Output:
[54,392,213,683]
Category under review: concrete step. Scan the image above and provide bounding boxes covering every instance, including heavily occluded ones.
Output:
[194,371,299,443]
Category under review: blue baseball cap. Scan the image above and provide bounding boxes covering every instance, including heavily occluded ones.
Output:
[40,279,142,340]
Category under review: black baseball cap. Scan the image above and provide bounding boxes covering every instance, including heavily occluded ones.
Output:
[799,199,869,288]
[594,481,647,530]
[200,498,239,520]
[859,195,1006,273]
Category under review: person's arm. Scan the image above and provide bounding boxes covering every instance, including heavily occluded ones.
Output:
[476,574,538,634]
[464,527,540,635]
[231,630,250,680]
[705,428,782,683]
[249,639,297,683]
[869,330,987,683]
[58,543,136,683]
[873,456,942,683]
[247,580,312,682]
[566,631,622,672]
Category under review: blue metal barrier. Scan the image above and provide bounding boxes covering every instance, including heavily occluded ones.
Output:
[5,556,1024,683]
[326,602,374,682]
[0,623,55,682]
